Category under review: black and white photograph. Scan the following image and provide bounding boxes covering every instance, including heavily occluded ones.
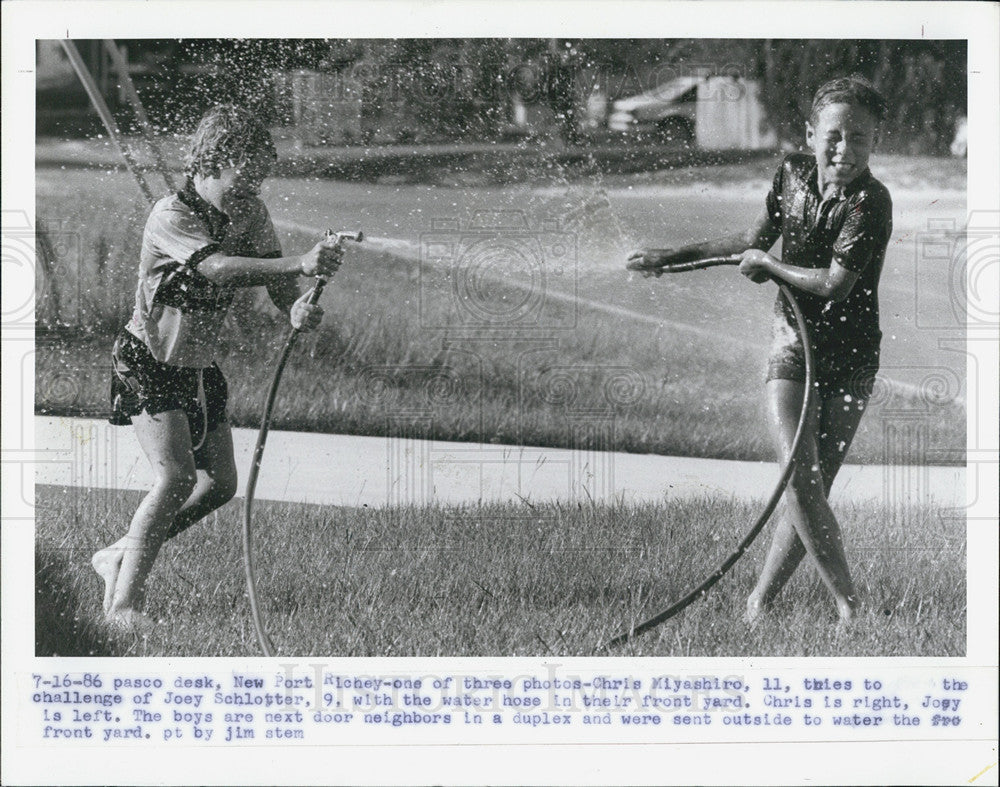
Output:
[3,1,998,785]
[29,34,973,657]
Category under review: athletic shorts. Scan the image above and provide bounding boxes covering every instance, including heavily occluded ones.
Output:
[766,333,880,402]
[109,330,228,443]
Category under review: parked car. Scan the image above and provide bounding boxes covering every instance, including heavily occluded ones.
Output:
[608,76,699,142]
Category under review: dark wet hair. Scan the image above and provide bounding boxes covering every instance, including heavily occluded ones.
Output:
[184,104,277,179]
[810,75,887,125]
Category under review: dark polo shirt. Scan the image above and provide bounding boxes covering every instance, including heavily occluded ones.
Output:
[763,153,893,351]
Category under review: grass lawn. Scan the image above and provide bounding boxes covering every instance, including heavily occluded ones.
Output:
[36,485,965,658]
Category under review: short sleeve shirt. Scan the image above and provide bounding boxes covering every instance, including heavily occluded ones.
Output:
[763,153,893,351]
[126,180,282,368]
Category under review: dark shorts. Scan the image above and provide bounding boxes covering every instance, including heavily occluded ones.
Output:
[766,336,880,402]
[109,330,228,443]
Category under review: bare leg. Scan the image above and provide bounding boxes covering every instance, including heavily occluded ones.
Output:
[746,381,862,620]
[94,423,237,613]
[106,410,197,623]
[817,394,868,492]
[747,390,868,618]
[745,518,806,621]
[164,423,237,540]
[93,542,128,614]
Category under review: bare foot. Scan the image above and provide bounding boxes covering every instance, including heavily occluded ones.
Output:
[91,546,123,614]
[836,596,859,623]
[106,607,156,636]
[745,593,770,626]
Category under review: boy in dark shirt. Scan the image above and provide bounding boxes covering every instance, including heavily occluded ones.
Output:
[94,105,344,630]
[629,76,892,621]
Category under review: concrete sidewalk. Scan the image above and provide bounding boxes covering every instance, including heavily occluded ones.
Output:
[28,417,965,510]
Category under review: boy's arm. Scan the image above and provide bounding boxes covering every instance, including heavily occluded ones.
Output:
[683,208,781,257]
[630,156,786,272]
[739,251,859,301]
[197,251,305,286]
[630,209,780,269]
[199,251,330,330]
[197,239,341,287]
[244,202,305,313]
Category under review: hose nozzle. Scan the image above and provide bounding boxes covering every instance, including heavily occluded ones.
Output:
[326,229,365,244]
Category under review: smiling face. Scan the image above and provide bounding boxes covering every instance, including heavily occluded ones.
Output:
[806,102,878,191]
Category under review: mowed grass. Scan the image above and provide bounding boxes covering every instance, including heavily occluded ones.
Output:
[36,485,965,658]
[34,167,965,464]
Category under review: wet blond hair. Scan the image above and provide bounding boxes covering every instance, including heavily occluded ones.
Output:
[184,104,277,179]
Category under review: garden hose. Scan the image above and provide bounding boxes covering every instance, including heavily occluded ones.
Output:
[606,254,815,647]
[242,231,363,656]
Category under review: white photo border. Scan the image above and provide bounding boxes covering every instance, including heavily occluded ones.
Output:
[3,2,998,785]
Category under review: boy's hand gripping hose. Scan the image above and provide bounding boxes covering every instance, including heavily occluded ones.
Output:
[242,230,364,656]
[607,254,815,648]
